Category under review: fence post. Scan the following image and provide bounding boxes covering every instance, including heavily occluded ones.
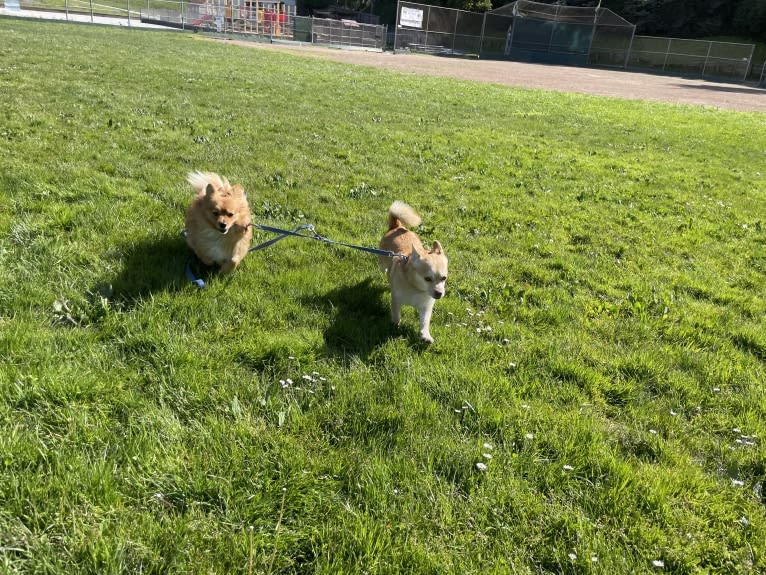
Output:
[181,0,185,29]
[745,43,755,82]
[478,11,486,58]
[425,4,431,52]
[701,41,712,78]
[548,4,558,53]
[586,6,598,65]
[65,0,69,20]
[662,38,671,71]
[451,10,458,54]
[507,13,517,58]
[760,60,766,86]
[127,0,131,27]
[90,0,94,23]
[624,25,635,69]
[393,0,399,53]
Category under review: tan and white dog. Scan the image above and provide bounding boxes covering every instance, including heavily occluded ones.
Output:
[184,171,252,273]
[379,201,448,343]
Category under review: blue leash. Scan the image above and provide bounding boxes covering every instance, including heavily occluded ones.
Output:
[185,260,206,289]
[250,223,407,260]
[247,223,316,253]
[183,223,406,289]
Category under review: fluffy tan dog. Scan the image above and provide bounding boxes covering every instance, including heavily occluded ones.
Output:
[379,201,448,343]
[184,171,252,273]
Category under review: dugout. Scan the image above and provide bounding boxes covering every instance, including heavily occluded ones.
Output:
[487,0,635,66]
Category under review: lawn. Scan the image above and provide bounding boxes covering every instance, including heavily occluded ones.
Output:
[1,17,765,575]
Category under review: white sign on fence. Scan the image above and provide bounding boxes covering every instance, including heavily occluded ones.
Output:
[5,0,20,10]
[400,6,423,29]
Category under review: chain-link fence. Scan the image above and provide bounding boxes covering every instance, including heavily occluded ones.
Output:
[394,0,634,66]
[394,0,756,82]
[627,36,754,81]
[14,0,144,19]
[491,0,634,66]
[307,17,386,49]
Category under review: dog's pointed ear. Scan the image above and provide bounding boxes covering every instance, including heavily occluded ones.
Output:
[409,245,420,261]
[430,240,444,255]
[205,183,215,197]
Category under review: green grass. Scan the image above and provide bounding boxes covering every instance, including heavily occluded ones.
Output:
[1,18,766,574]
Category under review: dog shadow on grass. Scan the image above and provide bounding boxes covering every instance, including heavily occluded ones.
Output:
[104,233,213,307]
[302,277,424,361]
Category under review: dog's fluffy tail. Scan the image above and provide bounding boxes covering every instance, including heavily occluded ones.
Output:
[187,171,227,194]
[387,201,421,230]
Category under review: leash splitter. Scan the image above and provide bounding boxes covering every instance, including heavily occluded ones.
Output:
[182,223,407,289]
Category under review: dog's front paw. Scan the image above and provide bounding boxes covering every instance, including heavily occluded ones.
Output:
[420,332,434,344]
[220,259,236,274]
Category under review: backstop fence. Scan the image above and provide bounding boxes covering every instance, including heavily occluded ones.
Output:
[393,0,757,82]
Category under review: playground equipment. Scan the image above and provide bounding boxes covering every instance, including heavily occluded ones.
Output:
[140,0,387,50]
[242,0,294,35]
[187,0,294,35]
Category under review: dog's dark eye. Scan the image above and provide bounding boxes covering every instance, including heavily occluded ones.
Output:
[212,210,220,216]
[424,277,433,282]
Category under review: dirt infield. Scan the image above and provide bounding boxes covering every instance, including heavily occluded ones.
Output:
[225,40,766,113]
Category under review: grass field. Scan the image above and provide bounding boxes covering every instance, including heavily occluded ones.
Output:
[1,18,765,574]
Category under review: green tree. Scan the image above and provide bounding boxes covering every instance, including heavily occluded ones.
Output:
[733,0,766,40]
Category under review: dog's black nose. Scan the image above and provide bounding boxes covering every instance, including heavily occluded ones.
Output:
[218,222,227,230]
[433,291,444,300]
